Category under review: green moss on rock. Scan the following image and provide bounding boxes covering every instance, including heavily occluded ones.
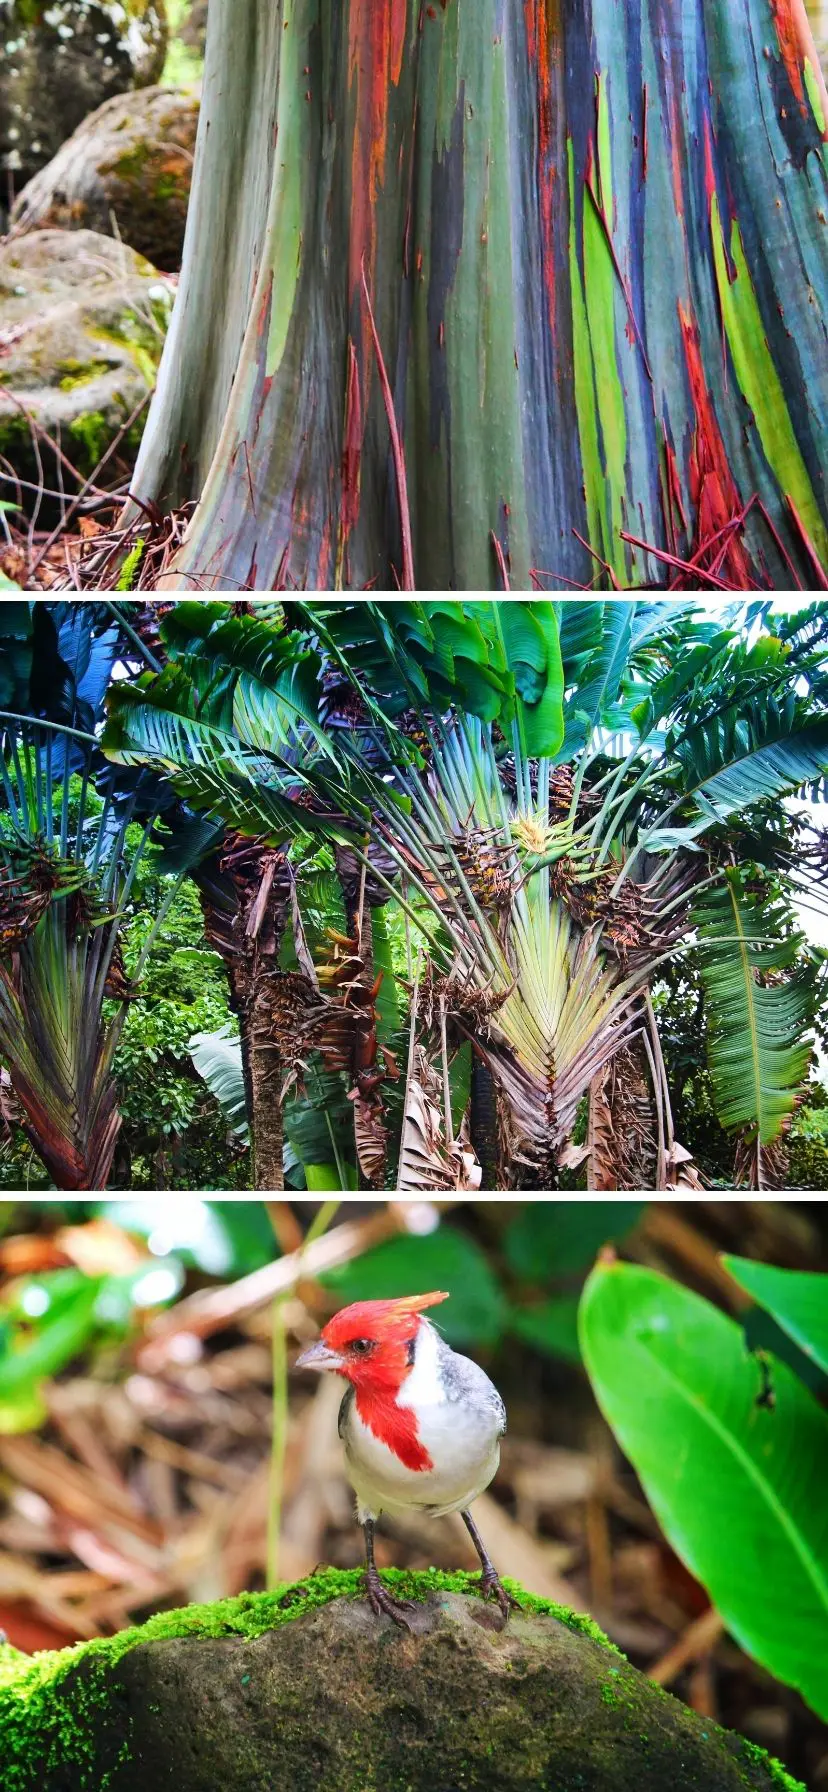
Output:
[58,360,116,392]
[0,1571,805,1792]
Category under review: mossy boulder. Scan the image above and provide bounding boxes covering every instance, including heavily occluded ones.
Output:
[11,85,199,271]
[0,227,173,513]
[0,1569,804,1792]
[0,2,168,201]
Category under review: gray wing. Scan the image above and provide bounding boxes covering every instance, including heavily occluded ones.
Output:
[338,1384,355,1439]
[434,1333,507,1434]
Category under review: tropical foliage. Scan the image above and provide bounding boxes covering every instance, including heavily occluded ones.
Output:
[1,596,826,1191]
[87,595,828,1193]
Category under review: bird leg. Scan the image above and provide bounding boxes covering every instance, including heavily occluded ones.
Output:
[362,1519,415,1631]
[461,1509,520,1622]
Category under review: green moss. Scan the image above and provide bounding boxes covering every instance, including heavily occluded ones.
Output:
[154,172,181,202]
[738,1739,805,1792]
[58,361,113,392]
[0,412,30,454]
[0,1568,621,1790]
[0,1570,805,1792]
[116,537,146,590]
[111,144,152,182]
[96,303,171,387]
[68,410,110,467]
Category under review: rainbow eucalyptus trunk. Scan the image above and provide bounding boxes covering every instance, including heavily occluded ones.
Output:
[131,0,828,592]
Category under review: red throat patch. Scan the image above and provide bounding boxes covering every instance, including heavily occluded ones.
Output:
[354,1386,433,1473]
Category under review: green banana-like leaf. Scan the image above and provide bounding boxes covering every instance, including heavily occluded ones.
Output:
[673,702,828,821]
[723,1256,828,1379]
[693,871,814,1148]
[579,1260,828,1721]
[189,1026,249,1140]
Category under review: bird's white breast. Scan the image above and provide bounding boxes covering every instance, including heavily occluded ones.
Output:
[341,1323,502,1522]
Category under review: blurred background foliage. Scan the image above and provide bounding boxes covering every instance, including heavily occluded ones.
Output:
[0,1197,825,1786]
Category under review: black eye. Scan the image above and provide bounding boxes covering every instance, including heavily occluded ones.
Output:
[350,1338,373,1355]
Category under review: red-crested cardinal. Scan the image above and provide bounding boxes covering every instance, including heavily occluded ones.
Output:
[295,1289,517,1628]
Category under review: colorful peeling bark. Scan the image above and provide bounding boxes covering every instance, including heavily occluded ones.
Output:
[131,0,828,591]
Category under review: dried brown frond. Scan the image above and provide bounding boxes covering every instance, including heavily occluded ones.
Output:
[102,941,141,1003]
[733,1133,790,1192]
[588,1044,657,1192]
[427,827,516,912]
[413,959,512,1041]
[202,834,292,974]
[350,1089,388,1187]
[397,1045,481,1192]
[0,844,111,952]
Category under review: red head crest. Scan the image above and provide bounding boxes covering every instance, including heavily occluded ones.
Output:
[321,1289,449,1353]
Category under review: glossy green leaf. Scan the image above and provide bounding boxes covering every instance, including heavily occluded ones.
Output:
[724,1256,828,1379]
[0,1274,103,1434]
[580,1261,828,1721]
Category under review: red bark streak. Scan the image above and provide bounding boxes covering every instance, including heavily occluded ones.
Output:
[348,0,408,303]
[361,269,415,588]
[770,0,807,110]
[340,337,363,542]
[669,89,685,220]
[678,302,751,587]
[772,0,828,128]
[525,0,558,342]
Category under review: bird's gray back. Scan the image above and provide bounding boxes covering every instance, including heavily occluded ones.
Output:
[433,1331,507,1433]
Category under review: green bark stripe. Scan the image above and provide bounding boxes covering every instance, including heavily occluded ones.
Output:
[710,194,828,568]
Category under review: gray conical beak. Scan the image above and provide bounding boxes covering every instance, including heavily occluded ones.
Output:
[295,1339,344,1372]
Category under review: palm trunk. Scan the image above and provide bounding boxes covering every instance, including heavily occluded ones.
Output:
[198,840,291,1192]
[130,0,828,591]
[335,847,386,1192]
[470,1052,500,1191]
[224,958,286,1192]
[247,981,286,1192]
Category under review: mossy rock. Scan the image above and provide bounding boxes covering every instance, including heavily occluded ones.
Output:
[0,226,173,517]
[0,2,168,199]
[11,85,199,271]
[0,1569,804,1792]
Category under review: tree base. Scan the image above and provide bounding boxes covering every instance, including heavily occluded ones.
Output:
[0,1569,803,1792]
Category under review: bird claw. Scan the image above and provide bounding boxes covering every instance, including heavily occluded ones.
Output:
[366,1573,416,1631]
[480,1572,520,1622]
